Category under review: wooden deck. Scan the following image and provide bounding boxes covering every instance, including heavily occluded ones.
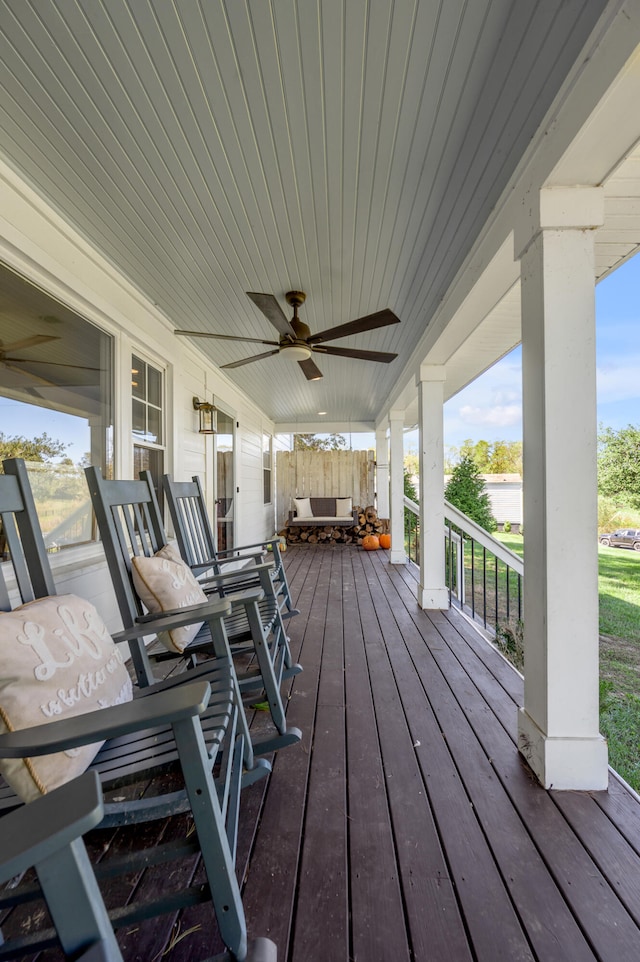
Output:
[7,544,640,961]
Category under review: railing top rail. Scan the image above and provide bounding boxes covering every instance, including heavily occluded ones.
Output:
[403,494,523,576]
[444,499,523,574]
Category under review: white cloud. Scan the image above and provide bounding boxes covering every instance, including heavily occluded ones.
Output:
[458,403,522,428]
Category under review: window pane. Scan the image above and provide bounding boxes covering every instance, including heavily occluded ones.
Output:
[147,365,161,407]
[131,355,145,400]
[146,405,161,444]
[0,263,113,548]
[132,398,146,437]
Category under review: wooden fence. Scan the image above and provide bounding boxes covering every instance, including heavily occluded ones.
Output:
[276,450,375,529]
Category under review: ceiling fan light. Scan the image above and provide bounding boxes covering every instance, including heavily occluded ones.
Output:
[282,343,312,361]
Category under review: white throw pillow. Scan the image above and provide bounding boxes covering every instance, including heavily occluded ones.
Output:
[293,497,313,518]
[336,497,353,517]
[0,594,133,802]
[131,546,207,653]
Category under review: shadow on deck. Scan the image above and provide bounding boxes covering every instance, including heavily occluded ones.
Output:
[7,545,640,961]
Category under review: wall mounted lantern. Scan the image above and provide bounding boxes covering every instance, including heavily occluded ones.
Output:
[193,396,217,434]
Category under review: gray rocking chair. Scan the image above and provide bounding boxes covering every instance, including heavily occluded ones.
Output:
[0,459,275,962]
[85,465,301,754]
[162,473,299,623]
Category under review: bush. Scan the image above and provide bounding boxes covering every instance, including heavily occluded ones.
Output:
[598,494,640,533]
[445,455,497,532]
[495,621,524,672]
[503,520,511,533]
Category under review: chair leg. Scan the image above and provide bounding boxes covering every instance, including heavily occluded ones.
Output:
[203,936,278,962]
[171,713,248,962]
[36,838,123,960]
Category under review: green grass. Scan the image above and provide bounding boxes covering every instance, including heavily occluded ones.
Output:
[600,680,640,790]
[495,530,524,560]
[597,544,640,643]
[495,533,640,790]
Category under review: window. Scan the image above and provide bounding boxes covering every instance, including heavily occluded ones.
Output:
[131,354,164,491]
[263,433,272,504]
[0,263,113,550]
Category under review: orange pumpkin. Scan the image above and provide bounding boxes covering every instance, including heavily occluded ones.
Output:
[378,533,391,549]
[362,535,380,551]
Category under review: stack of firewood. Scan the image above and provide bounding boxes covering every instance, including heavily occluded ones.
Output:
[353,505,389,540]
[281,505,389,546]
[282,525,356,545]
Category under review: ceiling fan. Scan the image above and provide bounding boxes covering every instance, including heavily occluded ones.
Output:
[174,291,400,380]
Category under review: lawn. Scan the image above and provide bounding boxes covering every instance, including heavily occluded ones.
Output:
[495,532,640,790]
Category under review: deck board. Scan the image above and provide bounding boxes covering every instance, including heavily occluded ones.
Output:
[6,544,640,961]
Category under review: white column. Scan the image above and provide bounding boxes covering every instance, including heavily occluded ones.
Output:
[416,365,449,609]
[515,186,608,790]
[375,426,390,520]
[389,411,405,564]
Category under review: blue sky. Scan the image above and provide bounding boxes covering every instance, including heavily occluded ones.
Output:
[439,252,640,453]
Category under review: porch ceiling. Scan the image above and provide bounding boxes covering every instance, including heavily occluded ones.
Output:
[0,1,619,426]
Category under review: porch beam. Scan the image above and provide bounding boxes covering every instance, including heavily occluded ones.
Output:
[515,186,608,790]
[388,411,405,565]
[416,365,448,609]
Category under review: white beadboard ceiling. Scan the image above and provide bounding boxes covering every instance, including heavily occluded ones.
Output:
[0,0,616,425]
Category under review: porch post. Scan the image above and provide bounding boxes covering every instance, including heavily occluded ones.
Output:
[389,410,405,564]
[375,425,390,520]
[515,186,608,790]
[416,365,449,609]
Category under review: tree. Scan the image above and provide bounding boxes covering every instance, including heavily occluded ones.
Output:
[446,439,522,475]
[293,433,347,451]
[404,448,419,479]
[445,455,497,531]
[404,467,418,502]
[598,424,640,508]
[0,432,68,463]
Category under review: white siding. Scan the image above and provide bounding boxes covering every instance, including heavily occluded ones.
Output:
[485,480,523,525]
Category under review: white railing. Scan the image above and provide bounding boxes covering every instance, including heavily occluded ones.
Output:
[403,496,524,638]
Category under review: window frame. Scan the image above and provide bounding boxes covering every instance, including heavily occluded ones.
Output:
[263,433,273,505]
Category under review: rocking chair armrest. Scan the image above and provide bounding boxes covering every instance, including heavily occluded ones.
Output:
[197,581,266,608]
[192,550,265,570]
[215,539,275,556]
[0,771,104,883]
[0,681,212,758]
[236,538,283,557]
[224,587,266,609]
[198,562,274,585]
[128,597,233,630]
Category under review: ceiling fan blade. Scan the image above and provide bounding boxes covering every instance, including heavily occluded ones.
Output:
[313,345,397,363]
[5,357,102,371]
[220,349,280,370]
[2,361,60,388]
[298,357,323,381]
[247,292,296,337]
[0,334,60,353]
[174,329,279,346]
[308,308,400,344]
